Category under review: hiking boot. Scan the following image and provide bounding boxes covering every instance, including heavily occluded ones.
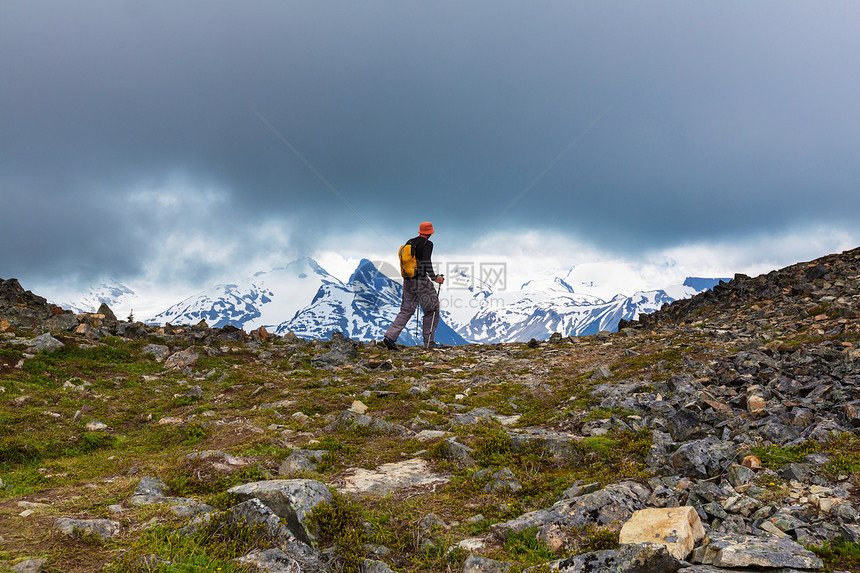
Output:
[382,337,399,352]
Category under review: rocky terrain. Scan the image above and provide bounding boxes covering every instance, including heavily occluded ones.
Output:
[0,246,858,572]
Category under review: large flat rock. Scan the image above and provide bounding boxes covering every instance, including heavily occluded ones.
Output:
[692,532,824,570]
[334,458,450,495]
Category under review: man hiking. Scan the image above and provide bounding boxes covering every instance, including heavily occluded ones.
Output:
[383,221,445,350]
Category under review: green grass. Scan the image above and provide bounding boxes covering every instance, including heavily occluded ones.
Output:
[751,442,820,469]
[503,526,557,565]
[108,522,263,572]
[808,537,860,571]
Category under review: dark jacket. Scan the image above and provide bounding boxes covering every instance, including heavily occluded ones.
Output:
[407,235,437,280]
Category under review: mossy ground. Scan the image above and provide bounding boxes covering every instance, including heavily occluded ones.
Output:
[0,326,858,571]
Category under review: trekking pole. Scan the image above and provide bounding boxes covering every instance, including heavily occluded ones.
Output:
[426,278,443,349]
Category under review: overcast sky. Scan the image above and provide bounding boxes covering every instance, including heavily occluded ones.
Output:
[2,1,860,306]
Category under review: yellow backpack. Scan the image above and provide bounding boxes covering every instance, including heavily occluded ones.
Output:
[399,241,418,278]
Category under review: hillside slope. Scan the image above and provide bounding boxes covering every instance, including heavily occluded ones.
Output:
[0,247,858,572]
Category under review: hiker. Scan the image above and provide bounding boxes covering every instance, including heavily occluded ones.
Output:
[383,221,445,350]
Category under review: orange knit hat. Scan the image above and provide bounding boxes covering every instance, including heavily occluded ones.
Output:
[419,221,434,235]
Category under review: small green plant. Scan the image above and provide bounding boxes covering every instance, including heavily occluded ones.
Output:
[808,537,860,570]
[165,464,268,499]
[751,442,820,470]
[567,524,619,554]
[472,424,514,467]
[503,526,557,565]
[308,492,367,573]
[820,433,860,478]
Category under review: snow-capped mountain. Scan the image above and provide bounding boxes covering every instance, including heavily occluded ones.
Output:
[123,257,728,345]
[451,287,682,343]
[52,282,136,316]
[438,270,728,343]
[275,259,467,346]
[147,258,337,329]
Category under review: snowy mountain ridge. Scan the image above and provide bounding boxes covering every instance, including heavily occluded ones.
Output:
[56,258,727,345]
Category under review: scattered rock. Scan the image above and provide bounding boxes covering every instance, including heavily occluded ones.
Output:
[362,559,398,573]
[350,400,369,414]
[462,553,513,573]
[492,481,650,550]
[235,548,301,573]
[55,517,120,539]
[11,558,47,573]
[691,532,824,569]
[97,303,117,322]
[226,479,333,543]
[278,449,328,475]
[129,476,170,506]
[25,333,64,353]
[619,506,706,560]
[164,348,199,370]
[187,498,322,571]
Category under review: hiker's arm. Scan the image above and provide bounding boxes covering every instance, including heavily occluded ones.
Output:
[422,241,438,280]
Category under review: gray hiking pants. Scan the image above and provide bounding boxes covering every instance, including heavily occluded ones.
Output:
[385,278,440,346]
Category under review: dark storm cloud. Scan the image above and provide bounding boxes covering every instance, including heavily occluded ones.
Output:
[2,1,859,283]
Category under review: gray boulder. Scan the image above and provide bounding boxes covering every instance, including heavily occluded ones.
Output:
[235,548,301,573]
[40,312,79,333]
[362,559,398,573]
[311,333,358,368]
[164,347,199,370]
[97,303,118,322]
[11,558,47,573]
[492,482,650,550]
[143,343,170,362]
[185,499,322,571]
[452,407,498,426]
[507,428,578,463]
[226,479,333,543]
[476,467,522,494]
[26,333,64,353]
[530,550,616,572]
[670,437,738,479]
[279,449,328,475]
[129,476,170,506]
[462,553,513,573]
[612,542,680,573]
[441,437,477,467]
[55,517,120,539]
[524,543,681,573]
[691,532,824,569]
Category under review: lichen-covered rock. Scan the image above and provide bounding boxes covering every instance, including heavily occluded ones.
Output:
[492,481,650,550]
[235,548,301,573]
[143,343,170,361]
[186,499,322,571]
[55,517,120,539]
[26,333,64,353]
[462,553,513,573]
[278,449,328,475]
[226,479,332,543]
[691,532,824,569]
[670,437,737,479]
[11,557,47,573]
